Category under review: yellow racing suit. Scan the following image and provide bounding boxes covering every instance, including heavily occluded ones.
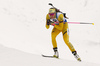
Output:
[46,12,75,52]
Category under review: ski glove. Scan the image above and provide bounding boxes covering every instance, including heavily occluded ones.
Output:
[47,19,51,25]
[47,18,59,26]
[50,18,59,25]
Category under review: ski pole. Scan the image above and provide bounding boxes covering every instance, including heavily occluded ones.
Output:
[68,22,94,25]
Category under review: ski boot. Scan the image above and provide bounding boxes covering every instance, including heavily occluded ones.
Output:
[72,51,81,61]
[53,47,59,58]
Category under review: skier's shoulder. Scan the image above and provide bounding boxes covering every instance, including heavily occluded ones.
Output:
[46,13,50,19]
[56,12,64,18]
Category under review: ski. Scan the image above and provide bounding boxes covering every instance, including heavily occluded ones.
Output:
[42,54,81,62]
[42,54,59,59]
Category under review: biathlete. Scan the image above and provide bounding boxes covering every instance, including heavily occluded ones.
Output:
[46,8,81,61]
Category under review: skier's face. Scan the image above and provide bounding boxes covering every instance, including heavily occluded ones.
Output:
[49,13,56,19]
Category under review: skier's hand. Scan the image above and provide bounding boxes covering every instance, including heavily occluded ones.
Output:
[51,23,55,26]
[50,18,59,25]
[47,19,51,25]
[54,22,59,25]
[50,18,58,22]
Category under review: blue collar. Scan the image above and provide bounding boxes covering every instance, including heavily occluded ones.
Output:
[56,13,58,19]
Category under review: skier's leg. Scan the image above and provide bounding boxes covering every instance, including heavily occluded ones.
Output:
[62,28,76,52]
[62,22,75,52]
[51,28,61,48]
[62,29,81,61]
[51,28,61,58]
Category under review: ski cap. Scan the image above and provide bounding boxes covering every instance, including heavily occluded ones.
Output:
[49,8,56,13]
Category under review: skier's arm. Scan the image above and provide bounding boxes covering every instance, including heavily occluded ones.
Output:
[54,14,64,30]
[46,14,50,29]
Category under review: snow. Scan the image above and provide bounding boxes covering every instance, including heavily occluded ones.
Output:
[0,0,100,66]
[0,44,100,66]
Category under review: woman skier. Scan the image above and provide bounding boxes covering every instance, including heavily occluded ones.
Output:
[45,8,81,61]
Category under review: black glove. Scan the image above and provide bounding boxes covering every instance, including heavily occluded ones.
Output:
[47,19,59,25]
[47,19,51,25]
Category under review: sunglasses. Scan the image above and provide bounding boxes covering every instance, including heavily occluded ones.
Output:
[49,13,55,16]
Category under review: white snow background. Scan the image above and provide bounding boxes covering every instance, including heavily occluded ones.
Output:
[0,0,100,66]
